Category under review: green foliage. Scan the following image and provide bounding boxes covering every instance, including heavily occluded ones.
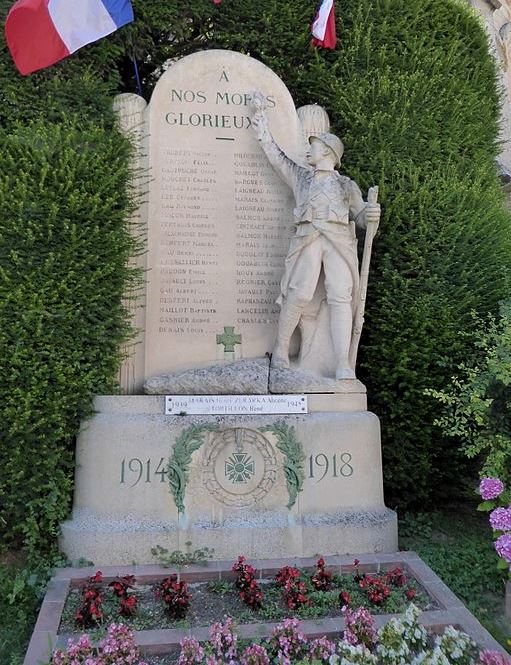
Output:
[0,0,142,556]
[151,543,215,569]
[208,579,234,595]
[427,300,511,486]
[0,118,140,554]
[400,510,510,647]
[0,554,66,664]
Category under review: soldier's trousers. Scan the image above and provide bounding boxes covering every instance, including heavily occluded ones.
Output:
[285,233,355,306]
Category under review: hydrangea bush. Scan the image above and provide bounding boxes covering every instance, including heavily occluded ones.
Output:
[478,477,511,577]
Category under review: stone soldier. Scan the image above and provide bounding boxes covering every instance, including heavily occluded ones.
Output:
[251,97,380,379]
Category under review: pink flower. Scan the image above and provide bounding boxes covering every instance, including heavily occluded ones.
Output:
[479,478,505,500]
[308,637,336,660]
[51,634,95,664]
[489,507,511,532]
[342,605,377,648]
[268,618,307,664]
[209,617,237,661]
[494,534,511,563]
[478,650,511,664]
[240,644,270,665]
[178,637,205,665]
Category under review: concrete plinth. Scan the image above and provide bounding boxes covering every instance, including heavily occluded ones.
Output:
[60,396,397,564]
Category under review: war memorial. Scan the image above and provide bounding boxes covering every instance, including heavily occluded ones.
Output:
[58,49,398,565]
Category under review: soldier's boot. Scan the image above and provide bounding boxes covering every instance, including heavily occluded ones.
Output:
[329,303,356,380]
[271,301,303,369]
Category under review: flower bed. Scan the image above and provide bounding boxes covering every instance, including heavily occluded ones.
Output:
[23,552,508,665]
[57,557,433,633]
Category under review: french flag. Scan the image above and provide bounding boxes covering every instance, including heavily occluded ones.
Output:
[5,0,134,75]
[311,0,337,50]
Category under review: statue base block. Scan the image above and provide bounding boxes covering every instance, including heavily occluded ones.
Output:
[60,396,397,565]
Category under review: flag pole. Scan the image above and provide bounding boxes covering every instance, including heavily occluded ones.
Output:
[131,54,143,97]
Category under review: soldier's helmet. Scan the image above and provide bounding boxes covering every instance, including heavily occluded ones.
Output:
[309,132,344,166]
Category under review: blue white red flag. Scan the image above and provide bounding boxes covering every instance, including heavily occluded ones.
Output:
[311,0,337,50]
[5,0,134,75]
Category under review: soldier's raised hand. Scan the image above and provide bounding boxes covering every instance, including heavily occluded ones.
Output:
[251,110,268,141]
[250,91,267,113]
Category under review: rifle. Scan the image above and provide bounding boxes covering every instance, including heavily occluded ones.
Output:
[349,185,380,369]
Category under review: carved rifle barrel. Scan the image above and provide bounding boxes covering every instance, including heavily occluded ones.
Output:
[349,185,380,369]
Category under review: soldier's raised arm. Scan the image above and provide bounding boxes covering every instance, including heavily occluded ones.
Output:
[250,94,306,193]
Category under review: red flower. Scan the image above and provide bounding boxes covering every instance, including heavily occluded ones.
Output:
[353,559,364,583]
[232,556,264,609]
[311,556,332,591]
[283,578,309,609]
[340,590,352,606]
[109,574,136,598]
[75,575,104,627]
[232,555,247,573]
[406,588,416,600]
[359,575,391,606]
[156,575,191,619]
[119,594,138,616]
[385,567,408,587]
[275,565,300,587]
[239,579,264,609]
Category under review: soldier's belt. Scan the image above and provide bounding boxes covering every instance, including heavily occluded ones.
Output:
[294,219,350,225]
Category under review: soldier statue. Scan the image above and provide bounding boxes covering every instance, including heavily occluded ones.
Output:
[251,94,380,380]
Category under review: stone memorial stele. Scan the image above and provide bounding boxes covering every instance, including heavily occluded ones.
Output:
[60,50,397,564]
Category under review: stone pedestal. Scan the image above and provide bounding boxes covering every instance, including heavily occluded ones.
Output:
[60,395,397,565]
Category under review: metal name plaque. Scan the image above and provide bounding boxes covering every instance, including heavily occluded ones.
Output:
[165,394,308,415]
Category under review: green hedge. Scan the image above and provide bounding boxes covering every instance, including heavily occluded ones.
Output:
[0,119,139,554]
[1,0,510,557]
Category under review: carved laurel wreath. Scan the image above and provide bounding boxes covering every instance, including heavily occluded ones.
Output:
[167,423,219,514]
[260,422,305,509]
[167,421,305,513]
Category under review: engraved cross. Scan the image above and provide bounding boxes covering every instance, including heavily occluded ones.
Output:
[216,326,242,354]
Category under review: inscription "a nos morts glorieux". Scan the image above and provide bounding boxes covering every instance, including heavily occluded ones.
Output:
[166,88,276,130]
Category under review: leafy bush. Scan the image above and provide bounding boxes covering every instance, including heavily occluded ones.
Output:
[0,555,66,665]
[0,119,140,554]
[428,300,511,486]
